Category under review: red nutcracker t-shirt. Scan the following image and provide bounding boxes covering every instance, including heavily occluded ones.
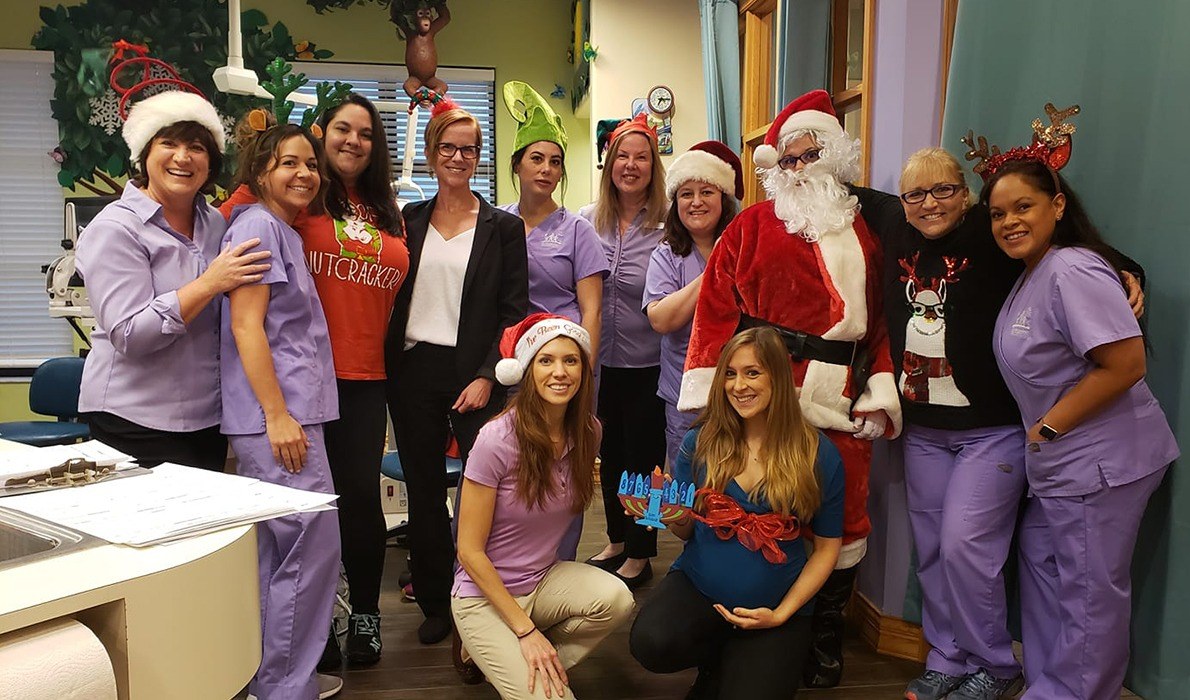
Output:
[220,185,409,379]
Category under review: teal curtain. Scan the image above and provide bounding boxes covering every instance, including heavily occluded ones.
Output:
[942,2,1190,697]
[698,0,741,150]
[774,0,831,106]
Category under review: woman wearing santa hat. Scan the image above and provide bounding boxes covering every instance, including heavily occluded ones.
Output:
[452,313,634,698]
[579,114,668,589]
[644,140,743,466]
[77,90,270,470]
[386,98,529,646]
[499,81,609,562]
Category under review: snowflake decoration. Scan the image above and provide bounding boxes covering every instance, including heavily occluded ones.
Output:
[88,91,121,135]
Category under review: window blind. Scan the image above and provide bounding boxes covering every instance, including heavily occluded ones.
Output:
[0,50,72,368]
[289,63,497,203]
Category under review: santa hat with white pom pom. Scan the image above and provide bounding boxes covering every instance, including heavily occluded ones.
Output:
[494,313,592,386]
[753,89,843,170]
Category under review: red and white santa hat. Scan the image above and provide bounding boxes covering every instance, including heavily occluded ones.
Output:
[122,91,226,160]
[665,140,745,201]
[494,313,592,386]
[753,89,843,170]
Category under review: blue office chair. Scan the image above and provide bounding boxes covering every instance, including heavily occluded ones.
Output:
[381,450,463,540]
[0,357,90,447]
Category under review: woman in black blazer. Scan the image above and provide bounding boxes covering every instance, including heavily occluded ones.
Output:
[385,100,528,646]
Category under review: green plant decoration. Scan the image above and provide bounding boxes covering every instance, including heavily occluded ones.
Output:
[31,0,335,194]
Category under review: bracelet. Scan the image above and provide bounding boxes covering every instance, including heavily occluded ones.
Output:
[515,626,537,640]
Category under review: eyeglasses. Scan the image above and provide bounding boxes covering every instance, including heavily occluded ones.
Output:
[777,148,822,170]
[437,142,481,160]
[900,183,965,205]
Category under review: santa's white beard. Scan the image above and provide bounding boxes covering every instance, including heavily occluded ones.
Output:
[763,166,858,242]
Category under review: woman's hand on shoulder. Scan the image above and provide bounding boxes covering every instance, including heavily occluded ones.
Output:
[519,629,568,698]
[202,239,272,295]
[712,603,787,630]
[266,412,310,473]
[1121,271,1145,318]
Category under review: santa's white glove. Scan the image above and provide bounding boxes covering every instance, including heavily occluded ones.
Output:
[852,411,888,441]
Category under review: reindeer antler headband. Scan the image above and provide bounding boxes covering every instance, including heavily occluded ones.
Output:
[961,103,1081,182]
[252,57,353,139]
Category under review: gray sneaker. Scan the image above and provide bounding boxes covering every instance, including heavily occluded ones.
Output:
[949,669,1024,700]
[904,670,968,700]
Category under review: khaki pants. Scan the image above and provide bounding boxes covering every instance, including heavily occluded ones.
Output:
[451,561,635,699]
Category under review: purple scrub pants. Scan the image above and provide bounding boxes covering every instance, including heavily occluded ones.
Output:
[231,425,342,700]
[903,424,1027,679]
[663,401,697,468]
[1018,466,1167,700]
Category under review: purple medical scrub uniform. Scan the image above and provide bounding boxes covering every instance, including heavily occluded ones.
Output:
[642,241,707,466]
[500,203,609,561]
[994,246,1178,700]
[221,204,342,700]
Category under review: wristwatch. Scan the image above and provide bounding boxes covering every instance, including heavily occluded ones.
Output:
[1038,423,1061,441]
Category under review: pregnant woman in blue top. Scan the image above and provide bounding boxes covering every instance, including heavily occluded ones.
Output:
[629,326,844,699]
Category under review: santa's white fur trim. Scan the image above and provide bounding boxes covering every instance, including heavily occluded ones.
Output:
[778,110,843,143]
[798,361,857,432]
[816,223,868,341]
[122,91,226,160]
[852,371,902,438]
[836,538,867,568]
[666,150,737,200]
[754,144,779,170]
[677,367,716,412]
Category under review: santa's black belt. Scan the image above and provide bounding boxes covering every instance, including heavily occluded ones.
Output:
[736,315,856,366]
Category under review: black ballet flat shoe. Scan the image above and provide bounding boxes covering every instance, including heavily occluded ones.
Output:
[614,561,653,591]
[584,550,628,572]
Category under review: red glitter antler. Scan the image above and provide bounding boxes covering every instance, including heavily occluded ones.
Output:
[940,256,970,284]
[898,252,924,288]
[962,103,1081,182]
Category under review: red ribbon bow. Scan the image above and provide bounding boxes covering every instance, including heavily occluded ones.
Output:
[691,488,801,564]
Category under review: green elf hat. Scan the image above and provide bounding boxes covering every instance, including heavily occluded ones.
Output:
[503,80,568,155]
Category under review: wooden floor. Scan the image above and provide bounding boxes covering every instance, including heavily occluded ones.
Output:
[308,498,1141,699]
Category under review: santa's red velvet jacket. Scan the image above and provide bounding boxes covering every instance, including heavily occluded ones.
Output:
[677,199,902,439]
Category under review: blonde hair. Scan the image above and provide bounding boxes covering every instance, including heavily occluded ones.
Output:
[693,327,821,518]
[900,147,975,207]
[592,131,667,234]
[424,107,482,173]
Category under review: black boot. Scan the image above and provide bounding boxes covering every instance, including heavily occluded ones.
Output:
[802,566,858,689]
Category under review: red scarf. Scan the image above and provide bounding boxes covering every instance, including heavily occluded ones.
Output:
[691,488,801,564]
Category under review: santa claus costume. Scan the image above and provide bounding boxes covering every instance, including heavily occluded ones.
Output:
[678,90,901,689]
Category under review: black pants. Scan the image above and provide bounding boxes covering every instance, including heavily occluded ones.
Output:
[630,570,813,699]
[84,411,226,471]
[387,343,504,618]
[597,365,665,558]
[324,379,388,615]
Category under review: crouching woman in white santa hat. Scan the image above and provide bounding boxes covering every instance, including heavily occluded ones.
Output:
[452,313,634,699]
[677,89,901,689]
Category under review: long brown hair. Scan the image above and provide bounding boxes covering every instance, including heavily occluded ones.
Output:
[505,337,598,512]
[318,93,404,236]
[591,131,667,235]
[234,124,330,216]
[694,327,821,518]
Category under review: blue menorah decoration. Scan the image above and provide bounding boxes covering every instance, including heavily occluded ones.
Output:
[616,466,697,530]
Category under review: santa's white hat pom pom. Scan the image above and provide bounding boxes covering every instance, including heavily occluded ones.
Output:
[754,143,779,170]
[495,357,524,386]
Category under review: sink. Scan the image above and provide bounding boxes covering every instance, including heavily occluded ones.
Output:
[0,508,97,571]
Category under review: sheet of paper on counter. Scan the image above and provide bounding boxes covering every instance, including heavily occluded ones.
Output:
[0,463,338,546]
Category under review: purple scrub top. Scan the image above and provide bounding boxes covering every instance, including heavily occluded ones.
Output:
[579,203,664,368]
[220,204,338,435]
[993,246,1178,497]
[643,242,707,405]
[76,182,226,432]
[499,204,609,323]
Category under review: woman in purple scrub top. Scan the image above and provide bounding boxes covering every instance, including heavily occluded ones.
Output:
[643,141,742,468]
[579,115,668,589]
[499,82,609,562]
[985,158,1178,700]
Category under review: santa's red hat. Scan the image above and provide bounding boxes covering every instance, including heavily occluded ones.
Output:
[753,89,843,170]
[665,140,744,200]
[495,313,592,386]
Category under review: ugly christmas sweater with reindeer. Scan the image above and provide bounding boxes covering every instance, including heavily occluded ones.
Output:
[851,187,1022,430]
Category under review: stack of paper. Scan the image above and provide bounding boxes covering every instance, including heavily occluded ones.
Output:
[0,463,338,546]
[0,440,137,484]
